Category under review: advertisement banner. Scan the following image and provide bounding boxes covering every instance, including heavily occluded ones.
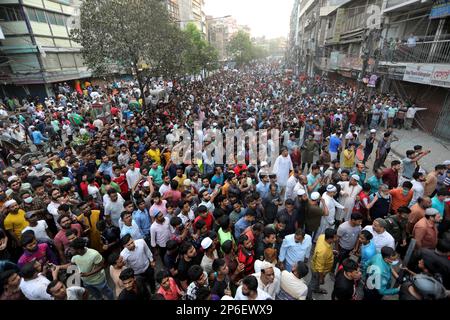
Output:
[430,0,450,19]
[403,64,434,85]
[430,65,450,88]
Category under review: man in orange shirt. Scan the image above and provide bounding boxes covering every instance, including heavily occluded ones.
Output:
[413,208,440,249]
[406,196,431,235]
[389,181,413,214]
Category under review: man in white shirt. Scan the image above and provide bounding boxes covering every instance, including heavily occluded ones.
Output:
[338,175,362,222]
[272,147,293,198]
[316,185,345,240]
[277,261,309,300]
[405,105,427,129]
[19,262,53,300]
[285,169,300,201]
[150,210,172,257]
[22,212,52,243]
[126,160,141,191]
[234,275,272,300]
[104,190,125,227]
[120,234,156,293]
[410,172,425,207]
[252,261,281,299]
[363,218,395,252]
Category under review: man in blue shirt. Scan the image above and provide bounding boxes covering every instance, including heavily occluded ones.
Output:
[279,229,312,272]
[367,169,383,195]
[256,174,271,199]
[31,127,48,151]
[234,209,256,239]
[133,198,151,242]
[328,131,342,161]
[98,155,114,178]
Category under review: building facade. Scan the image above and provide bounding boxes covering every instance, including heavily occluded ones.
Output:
[0,0,89,99]
[289,0,450,140]
[207,16,251,62]
[179,0,206,38]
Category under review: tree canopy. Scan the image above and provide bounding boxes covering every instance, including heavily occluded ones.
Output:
[227,31,267,67]
[70,0,188,96]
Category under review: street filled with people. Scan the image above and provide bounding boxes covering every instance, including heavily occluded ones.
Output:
[0,61,449,301]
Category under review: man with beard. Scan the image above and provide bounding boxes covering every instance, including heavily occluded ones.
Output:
[305,192,325,239]
[254,227,276,261]
[3,199,29,246]
[18,231,58,267]
[234,275,272,300]
[118,268,151,301]
[54,214,83,263]
[177,241,200,290]
[295,188,309,230]
[120,234,156,293]
[262,184,282,225]
[279,229,312,272]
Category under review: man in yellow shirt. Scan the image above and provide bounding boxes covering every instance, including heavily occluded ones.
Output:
[147,141,161,165]
[342,143,356,171]
[172,167,187,192]
[307,228,337,299]
[3,199,29,245]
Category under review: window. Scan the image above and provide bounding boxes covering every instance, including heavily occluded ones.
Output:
[55,15,65,26]
[47,12,57,25]
[0,7,24,21]
[36,9,47,23]
[26,8,38,22]
[26,8,66,26]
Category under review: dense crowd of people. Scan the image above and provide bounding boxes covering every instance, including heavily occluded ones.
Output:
[0,61,449,301]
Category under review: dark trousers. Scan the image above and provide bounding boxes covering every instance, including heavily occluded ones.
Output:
[137,265,155,293]
[306,271,321,300]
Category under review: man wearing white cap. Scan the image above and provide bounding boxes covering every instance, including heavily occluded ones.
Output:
[413,208,440,249]
[3,199,29,244]
[200,237,218,274]
[316,185,345,241]
[337,175,362,222]
[272,147,294,199]
[305,192,325,238]
[251,261,281,299]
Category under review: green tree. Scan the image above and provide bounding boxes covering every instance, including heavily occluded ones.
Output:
[70,0,188,98]
[227,30,255,67]
[182,23,218,74]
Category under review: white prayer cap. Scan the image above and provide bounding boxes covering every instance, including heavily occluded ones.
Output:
[201,237,213,250]
[311,192,321,201]
[327,185,337,192]
[4,199,17,208]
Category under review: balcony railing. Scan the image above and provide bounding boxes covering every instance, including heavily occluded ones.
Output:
[380,40,450,64]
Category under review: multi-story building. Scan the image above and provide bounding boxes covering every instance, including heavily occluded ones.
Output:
[290,0,450,139]
[0,0,89,99]
[287,0,301,73]
[179,0,206,38]
[207,16,250,62]
[165,0,180,22]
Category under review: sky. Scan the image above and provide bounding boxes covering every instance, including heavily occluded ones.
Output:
[204,0,295,39]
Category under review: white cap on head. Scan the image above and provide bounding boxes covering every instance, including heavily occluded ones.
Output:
[311,192,321,201]
[327,185,337,193]
[183,179,192,187]
[425,208,439,216]
[201,237,213,250]
[351,174,360,182]
[4,199,17,208]
[297,189,306,196]
[370,129,377,133]
[259,261,273,271]
[7,175,19,183]
[260,161,268,167]
[444,160,450,166]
